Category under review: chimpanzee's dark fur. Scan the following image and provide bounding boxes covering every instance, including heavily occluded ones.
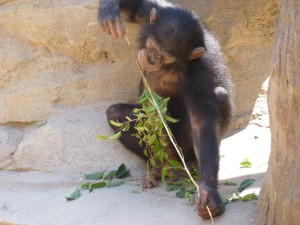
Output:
[99,0,233,219]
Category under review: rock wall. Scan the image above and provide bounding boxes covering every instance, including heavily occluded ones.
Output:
[0,0,276,172]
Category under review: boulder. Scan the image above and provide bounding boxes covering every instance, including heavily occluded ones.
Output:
[0,0,276,172]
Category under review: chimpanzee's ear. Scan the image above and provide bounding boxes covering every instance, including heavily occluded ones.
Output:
[150,8,158,24]
[189,47,205,59]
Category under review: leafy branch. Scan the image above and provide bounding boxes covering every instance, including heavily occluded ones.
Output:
[65,164,130,200]
[98,87,181,180]
[223,178,258,204]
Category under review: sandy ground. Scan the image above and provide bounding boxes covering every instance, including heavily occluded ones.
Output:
[0,87,270,225]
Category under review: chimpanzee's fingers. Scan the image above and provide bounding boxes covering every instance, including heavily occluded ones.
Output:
[98,19,115,36]
[195,197,202,210]
[115,19,125,37]
[99,17,124,37]
[150,176,158,187]
[99,21,111,35]
[109,26,118,37]
[99,24,108,33]
[105,19,117,37]
[195,190,209,211]
[200,191,209,208]
[142,176,153,189]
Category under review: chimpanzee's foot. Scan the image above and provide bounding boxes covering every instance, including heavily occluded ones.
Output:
[142,168,160,189]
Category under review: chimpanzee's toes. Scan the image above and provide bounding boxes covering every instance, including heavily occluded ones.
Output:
[142,174,158,189]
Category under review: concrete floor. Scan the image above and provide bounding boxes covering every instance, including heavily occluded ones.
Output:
[0,122,270,225]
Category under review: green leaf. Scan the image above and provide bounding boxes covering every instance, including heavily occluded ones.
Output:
[161,97,170,108]
[81,182,92,190]
[137,113,146,120]
[223,198,230,205]
[137,92,149,103]
[150,158,159,168]
[184,187,197,203]
[104,170,117,180]
[132,190,140,194]
[161,107,168,114]
[143,149,149,157]
[137,97,148,104]
[149,134,157,144]
[37,121,47,128]
[161,166,168,184]
[146,105,157,113]
[192,174,200,181]
[137,90,147,103]
[138,139,144,147]
[187,187,196,194]
[122,123,130,132]
[228,193,241,202]
[91,182,106,189]
[224,181,237,186]
[176,187,186,198]
[135,127,144,132]
[240,193,258,202]
[135,121,143,128]
[165,116,179,123]
[240,158,252,168]
[159,137,169,147]
[188,193,196,203]
[167,159,183,170]
[109,120,124,127]
[96,135,108,141]
[238,179,255,192]
[115,164,130,179]
[131,133,140,139]
[106,180,125,188]
[166,182,184,192]
[152,92,163,102]
[107,131,122,140]
[65,187,81,201]
[84,172,104,180]
[156,151,165,162]
[190,167,200,181]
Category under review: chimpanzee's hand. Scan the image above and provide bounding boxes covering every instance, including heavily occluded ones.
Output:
[98,0,125,37]
[195,183,225,219]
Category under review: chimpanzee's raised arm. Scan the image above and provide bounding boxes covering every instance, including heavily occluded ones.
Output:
[98,0,172,37]
[119,0,173,24]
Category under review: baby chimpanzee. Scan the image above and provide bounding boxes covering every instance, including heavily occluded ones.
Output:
[98,0,233,219]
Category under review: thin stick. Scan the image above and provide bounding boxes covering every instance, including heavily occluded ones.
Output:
[124,35,215,225]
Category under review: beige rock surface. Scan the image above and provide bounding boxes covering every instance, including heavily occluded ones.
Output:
[0,0,275,172]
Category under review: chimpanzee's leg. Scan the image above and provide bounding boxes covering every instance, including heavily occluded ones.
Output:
[106,103,146,159]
